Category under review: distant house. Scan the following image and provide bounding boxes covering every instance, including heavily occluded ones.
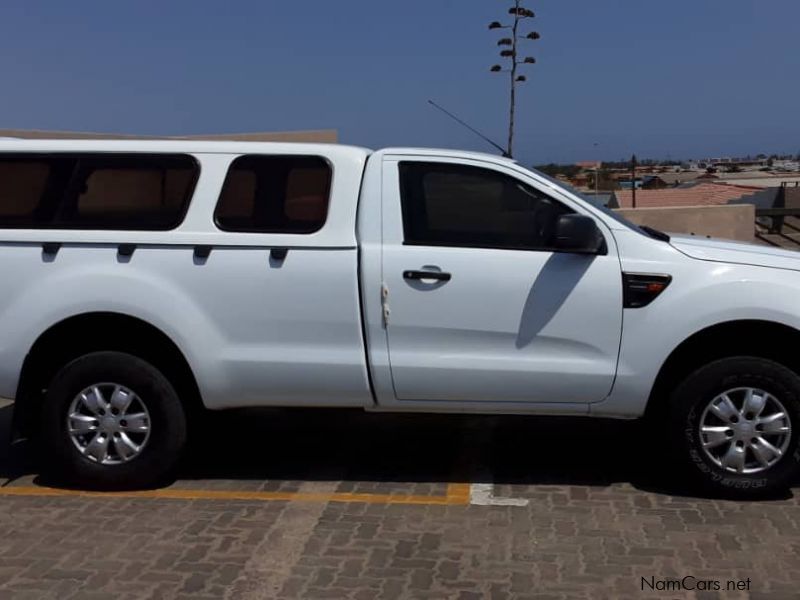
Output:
[654,171,705,186]
[614,175,669,190]
[611,183,764,209]
[696,172,720,181]
[575,160,602,170]
[617,178,645,190]
[641,176,669,189]
[570,172,591,187]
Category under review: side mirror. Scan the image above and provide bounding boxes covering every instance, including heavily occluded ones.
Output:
[553,214,606,255]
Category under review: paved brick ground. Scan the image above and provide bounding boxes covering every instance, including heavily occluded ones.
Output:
[1,401,799,599]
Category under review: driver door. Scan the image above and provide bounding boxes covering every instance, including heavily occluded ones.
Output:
[380,157,623,405]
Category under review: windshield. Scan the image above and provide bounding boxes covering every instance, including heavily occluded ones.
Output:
[524,165,669,240]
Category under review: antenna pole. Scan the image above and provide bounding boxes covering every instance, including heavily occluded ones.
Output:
[427,100,510,157]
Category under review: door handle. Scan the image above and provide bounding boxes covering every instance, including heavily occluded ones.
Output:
[403,270,452,282]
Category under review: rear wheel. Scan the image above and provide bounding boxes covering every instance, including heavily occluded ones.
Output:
[670,357,800,497]
[41,351,187,489]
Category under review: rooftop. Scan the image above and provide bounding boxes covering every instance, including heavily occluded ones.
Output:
[713,173,800,187]
[613,182,763,209]
[652,171,705,185]
[575,160,602,169]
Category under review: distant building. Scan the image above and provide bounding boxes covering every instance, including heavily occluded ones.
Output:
[773,160,800,172]
[611,183,764,209]
[714,172,800,188]
[656,171,705,186]
[641,176,669,190]
[618,178,645,190]
[615,175,670,190]
[707,157,768,169]
[570,172,591,187]
[575,160,602,170]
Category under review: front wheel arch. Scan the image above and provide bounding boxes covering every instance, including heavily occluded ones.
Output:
[645,319,800,422]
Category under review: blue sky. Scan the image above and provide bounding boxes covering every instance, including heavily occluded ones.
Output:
[1,1,798,165]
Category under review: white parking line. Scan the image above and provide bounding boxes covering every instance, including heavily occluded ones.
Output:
[470,482,529,506]
[226,479,340,600]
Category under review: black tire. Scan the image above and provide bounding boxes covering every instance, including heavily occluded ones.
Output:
[669,357,800,497]
[40,351,187,489]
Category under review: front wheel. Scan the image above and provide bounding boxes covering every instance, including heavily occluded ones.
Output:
[669,357,800,497]
[40,351,187,489]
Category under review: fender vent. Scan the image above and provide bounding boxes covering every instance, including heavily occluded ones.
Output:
[623,273,672,308]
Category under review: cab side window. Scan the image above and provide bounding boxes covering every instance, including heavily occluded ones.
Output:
[399,161,572,250]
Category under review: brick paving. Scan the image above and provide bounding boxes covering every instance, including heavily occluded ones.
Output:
[0,402,799,599]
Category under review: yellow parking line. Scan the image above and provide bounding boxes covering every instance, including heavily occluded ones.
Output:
[445,482,471,504]
[0,482,471,505]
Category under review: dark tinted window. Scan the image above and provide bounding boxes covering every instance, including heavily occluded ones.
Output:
[399,162,572,250]
[215,155,332,233]
[0,159,52,224]
[0,153,197,230]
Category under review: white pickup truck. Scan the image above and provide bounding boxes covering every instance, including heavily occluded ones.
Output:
[1,139,799,496]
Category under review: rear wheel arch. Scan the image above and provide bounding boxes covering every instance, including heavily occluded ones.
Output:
[13,312,203,440]
[645,319,800,421]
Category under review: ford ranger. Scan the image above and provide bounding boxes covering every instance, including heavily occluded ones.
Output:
[0,139,798,496]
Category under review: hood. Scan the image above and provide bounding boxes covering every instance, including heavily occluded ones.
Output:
[669,235,800,271]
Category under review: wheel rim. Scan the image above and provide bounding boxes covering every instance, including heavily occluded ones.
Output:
[67,383,151,465]
[699,387,792,475]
